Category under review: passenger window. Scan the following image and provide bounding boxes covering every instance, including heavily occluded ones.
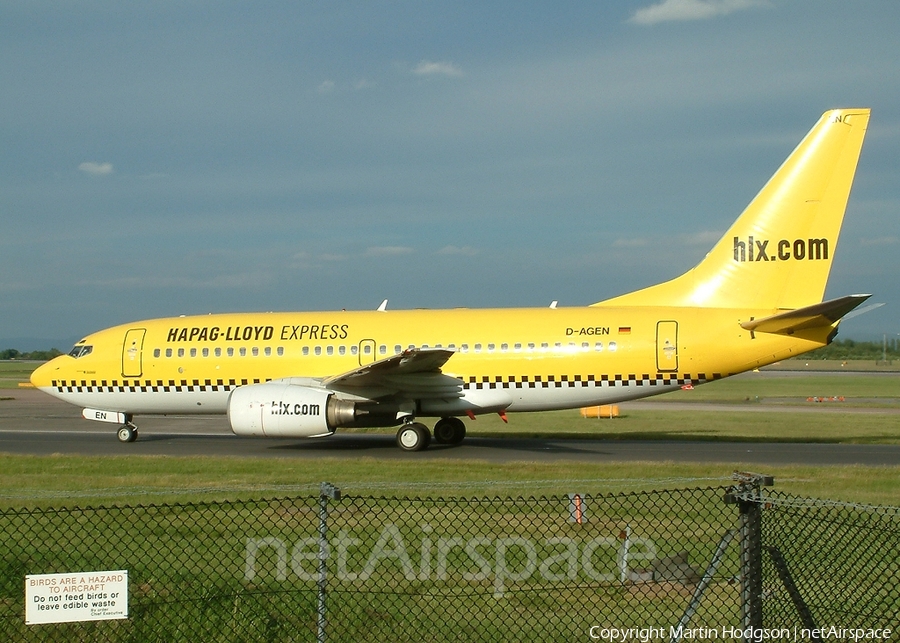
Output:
[351,346,358,355]
[474,343,482,353]
[501,343,508,352]
[315,346,322,356]
[190,348,197,357]
[215,347,222,357]
[528,343,535,351]
[202,348,209,357]
[608,342,617,352]
[265,347,272,356]
[302,347,309,356]
[487,343,495,352]
[394,345,402,354]
[339,346,346,355]
[239,347,247,357]
[582,342,589,351]
[166,348,173,358]
[277,347,284,356]
[227,347,234,357]
[327,346,334,355]
[460,344,469,353]
[380,345,387,355]
[595,342,604,352]
[514,343,521,352]
[178,348,185,358]
[153,348,161,358]
[252,347,259,357]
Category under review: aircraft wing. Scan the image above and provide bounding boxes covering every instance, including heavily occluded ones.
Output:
[322,348,463,400]
[740,294,871,335]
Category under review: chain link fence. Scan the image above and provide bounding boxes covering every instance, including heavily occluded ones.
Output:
[760,491,900,638]
[1,477,897,642]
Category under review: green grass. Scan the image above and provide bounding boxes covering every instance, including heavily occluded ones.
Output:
[1,454,898,508]
[654,371,900,402]
[449,407,900,443]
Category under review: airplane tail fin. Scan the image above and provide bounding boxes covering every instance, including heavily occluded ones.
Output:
[594,108,870,311]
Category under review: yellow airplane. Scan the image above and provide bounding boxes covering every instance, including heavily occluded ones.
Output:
[31,108,872,450]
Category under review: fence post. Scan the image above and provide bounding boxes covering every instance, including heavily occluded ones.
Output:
[317,482,341,643]
[725,472,773,643]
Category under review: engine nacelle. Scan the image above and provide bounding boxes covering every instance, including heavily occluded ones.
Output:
[228,382,356,438]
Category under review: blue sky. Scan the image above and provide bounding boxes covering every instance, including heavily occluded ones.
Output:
[2,0,898,348]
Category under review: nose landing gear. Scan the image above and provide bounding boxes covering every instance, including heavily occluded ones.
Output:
[117,420,138,443]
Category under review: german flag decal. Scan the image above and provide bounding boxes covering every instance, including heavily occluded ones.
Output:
[618,326,631,335]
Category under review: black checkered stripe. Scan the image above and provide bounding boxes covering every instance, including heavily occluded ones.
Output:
[52,378,267,394]
[462,373,722,390]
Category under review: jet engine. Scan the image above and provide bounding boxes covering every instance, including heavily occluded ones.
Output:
[227,381,357,438]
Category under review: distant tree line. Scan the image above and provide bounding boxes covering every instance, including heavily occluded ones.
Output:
[800,338,900,361]
[0,348,63,361]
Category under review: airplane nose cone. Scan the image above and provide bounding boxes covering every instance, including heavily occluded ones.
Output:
[30,358,60,388]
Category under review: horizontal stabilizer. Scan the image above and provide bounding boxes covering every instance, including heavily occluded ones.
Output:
[740,294,871,335]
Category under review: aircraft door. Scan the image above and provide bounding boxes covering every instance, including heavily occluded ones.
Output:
[358,339,377,366]
[656,321,678,372]
[122,328,146,378]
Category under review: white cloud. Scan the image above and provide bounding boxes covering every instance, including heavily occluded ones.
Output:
[78,161,114,176]
[412,60,464,77]
[317,80,335,94]
[629,0,768,26]
[79,271,274,290]
[677,230,724,246]
[437,245,477,256]
[365,246,414,257]
[860,236,899,247]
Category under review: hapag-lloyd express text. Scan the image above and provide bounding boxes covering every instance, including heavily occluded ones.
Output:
[166,324,350,343]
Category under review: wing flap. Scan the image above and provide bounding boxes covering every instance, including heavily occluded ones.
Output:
[323,348,462,399]
[740,294,871,335]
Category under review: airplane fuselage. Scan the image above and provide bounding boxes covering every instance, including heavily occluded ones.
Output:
[32,305,828,417]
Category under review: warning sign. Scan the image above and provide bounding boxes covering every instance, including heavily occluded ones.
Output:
[25,570,128,625]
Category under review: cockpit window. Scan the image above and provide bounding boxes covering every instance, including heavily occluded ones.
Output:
[68,345,93,358]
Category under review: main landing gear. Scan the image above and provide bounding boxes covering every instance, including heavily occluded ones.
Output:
[117,420,138,443]
[395,416,466,452]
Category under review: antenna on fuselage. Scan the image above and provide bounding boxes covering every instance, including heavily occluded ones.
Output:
[377,299,388,312]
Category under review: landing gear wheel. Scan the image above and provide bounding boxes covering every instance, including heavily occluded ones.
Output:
[396,422,431,452]
[117,425,138,443]
[433,417,466,445]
